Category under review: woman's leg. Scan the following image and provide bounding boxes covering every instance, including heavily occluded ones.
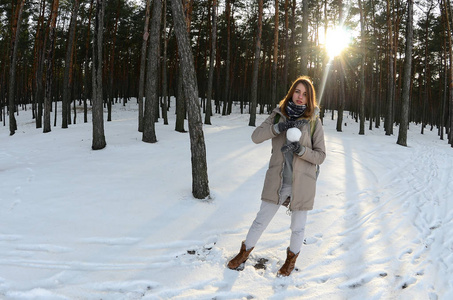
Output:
[289,210,308,254]
[244,201,280,249]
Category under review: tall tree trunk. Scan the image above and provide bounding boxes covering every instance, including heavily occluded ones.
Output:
[175,69,186,132]
[138,0,152,132]
[271,0,279,108]
[282,0,289,91]
[107,0,121,122]
[421,4,434,135]
[161,0,169,125]
[440,0,449,140]
[92,0,106,150]
[336,0,345,132]
[248,0,263,127]
[170,0,210,199]
[397,0,413,146]
[222,0,231,116]
[43,0,59,133]
[143,0,162,143]
[8,0,25,136]
[205,0,217,125]
[83,0,94,123]
[62,0,80,129]
[34,0,46,129]
[449,0,453,145]
[300,0,308,75]
[385,0,394,135]
[358,0,366,135]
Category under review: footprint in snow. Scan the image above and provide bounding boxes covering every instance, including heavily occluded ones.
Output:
[339,271,387,290]
[398,248,413,260]
[366,229,380,240]
[303,234,323,245]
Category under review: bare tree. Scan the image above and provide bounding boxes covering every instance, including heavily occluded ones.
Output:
[92,0,106,150]
[143,0,162,143]
[421,3,434,135]
[385,0,395,135]
[397,0,414,146]
[137,0,151,132]
[62,0,80,129]
[222,0,231,116]
[282,0,289,91]
[205,0,217,125]
[300,0,308,75]
[83,0,95,124]
[161,0,169,125]
[34,0,46,129]
[8,0,25,136]
[271,0,279,108]
[43,0,59,133]
[445,0,453,146]
[336,0,345,132]
[358,0,366,135]
[248,0,263,127]
[170,0,210,199]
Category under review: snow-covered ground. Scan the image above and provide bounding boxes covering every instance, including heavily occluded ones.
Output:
[1,99,452,300]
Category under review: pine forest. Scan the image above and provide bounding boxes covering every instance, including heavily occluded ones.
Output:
[2,0,453,149]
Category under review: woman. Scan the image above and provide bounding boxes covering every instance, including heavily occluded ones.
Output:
[227,76,326,276]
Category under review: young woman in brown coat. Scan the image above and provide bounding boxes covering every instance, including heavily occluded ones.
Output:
[227,76,326,276]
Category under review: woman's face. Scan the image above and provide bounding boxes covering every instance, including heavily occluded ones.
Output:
[292,82,308,106]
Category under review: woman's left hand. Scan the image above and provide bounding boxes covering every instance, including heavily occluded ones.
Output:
[281,142,306,156]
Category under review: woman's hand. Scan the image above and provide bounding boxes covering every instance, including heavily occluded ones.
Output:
[274,119,307,134]
[281,141,306,156]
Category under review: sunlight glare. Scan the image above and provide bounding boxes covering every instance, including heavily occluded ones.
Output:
[325,27,351,58]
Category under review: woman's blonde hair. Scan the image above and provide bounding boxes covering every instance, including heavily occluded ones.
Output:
[279,76,317,119]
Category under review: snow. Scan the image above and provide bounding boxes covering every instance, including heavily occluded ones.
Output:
[286,127,301,142]
[1,99,452,300]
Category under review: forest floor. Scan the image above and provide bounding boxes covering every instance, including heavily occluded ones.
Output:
[1,99,452,299]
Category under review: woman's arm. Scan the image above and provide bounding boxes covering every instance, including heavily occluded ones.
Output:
[298,118,326,165]
[251,112,279,144]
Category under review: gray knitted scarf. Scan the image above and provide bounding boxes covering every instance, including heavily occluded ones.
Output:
[285,101,306,120]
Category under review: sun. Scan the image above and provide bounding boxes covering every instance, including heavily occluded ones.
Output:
[325,27,352,59]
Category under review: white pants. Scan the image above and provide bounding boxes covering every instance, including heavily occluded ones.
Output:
[244,198,308,254]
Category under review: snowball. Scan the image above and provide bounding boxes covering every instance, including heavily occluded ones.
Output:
[287,127,301,142]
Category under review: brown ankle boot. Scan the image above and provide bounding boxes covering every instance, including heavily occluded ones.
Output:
[227,241,254,270]
[277,247,299,277]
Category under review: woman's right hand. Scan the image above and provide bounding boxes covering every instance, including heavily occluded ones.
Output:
[274,119,306,134]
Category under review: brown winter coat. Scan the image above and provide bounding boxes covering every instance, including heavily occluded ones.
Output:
[251,107,326,211]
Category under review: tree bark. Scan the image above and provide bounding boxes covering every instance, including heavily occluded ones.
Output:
[83,0,94,123]
[43,0,59,133]
[445,0,453,146]
[272,0,279,108]
[175,69,186,132]
[107,0,121,122]
[8,0,25,135]
[170,0,210,199]
[161,0,169,125]
[248,0,263,127]
[300,0,309,75]
[397,0,413,146]
[34,0,46,129]
[205,0,217,125]
[385,0,394,135]
[62,0,80,129]
[282,0,289,91]
[222,0,231,116]
[421,3,434,135]
[358,0,366,135]
[336,0,345,132]
[143,0,162,143]
[138,0,152,132]
[92,0,106,150]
